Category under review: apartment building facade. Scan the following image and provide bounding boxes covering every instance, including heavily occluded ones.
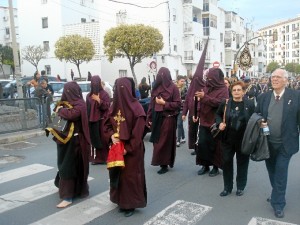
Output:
[259,15,300,70]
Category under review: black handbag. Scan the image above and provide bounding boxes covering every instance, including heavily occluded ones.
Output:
[49,114,68,133]
[210,99,228,138]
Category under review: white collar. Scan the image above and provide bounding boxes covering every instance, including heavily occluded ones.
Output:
[273,89,285,99]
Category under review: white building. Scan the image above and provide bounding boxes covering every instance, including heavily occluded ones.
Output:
[17,0,256,84]
[0,6,18,76]
[259,15,300,70]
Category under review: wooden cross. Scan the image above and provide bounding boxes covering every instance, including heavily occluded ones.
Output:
[113,110,125,138]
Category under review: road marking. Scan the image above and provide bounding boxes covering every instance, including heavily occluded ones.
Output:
[0,177,93,214]
[144,200,212,225]
[248,217,298,225]
[0,163,53,184]
[30,190,116,225]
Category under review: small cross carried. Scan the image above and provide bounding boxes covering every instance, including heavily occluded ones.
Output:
[113,110,125,138]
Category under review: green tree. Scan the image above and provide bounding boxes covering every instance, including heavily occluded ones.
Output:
[295,64,300,76]
[266,61,280,73]
[103,24,164,86]
[0,45,14,77]
[55,34,95,79]
[285,62,298,75]
[22,45,47,72]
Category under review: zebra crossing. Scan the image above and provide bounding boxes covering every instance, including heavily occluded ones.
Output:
[0,163,298,225]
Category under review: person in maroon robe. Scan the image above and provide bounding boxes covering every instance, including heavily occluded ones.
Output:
[194,68,229,176]
[86,75,110,164]
[147,67,181,174]
[182,39,209,155]
[53,81,91,208]
[104,77,147,217]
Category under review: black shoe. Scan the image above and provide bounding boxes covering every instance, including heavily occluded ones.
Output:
[157,166,168,174]
[118,208,125,213]
[209,167,219,177]
[191,151,196,155]
[220,190,232,197]
[124,209,135,217]
[197,166,209,175]
[236,189,244,196]
[274,209,284,218]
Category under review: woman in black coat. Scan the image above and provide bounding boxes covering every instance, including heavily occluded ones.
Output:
[215,81,255,197]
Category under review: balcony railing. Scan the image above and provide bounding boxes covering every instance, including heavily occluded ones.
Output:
[293,27,299,31]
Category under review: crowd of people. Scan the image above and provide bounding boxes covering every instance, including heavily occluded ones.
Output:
[43,56,299,220]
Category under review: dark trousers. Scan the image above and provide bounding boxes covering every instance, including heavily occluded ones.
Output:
[221,141,249,191]
[266,142,291,211]
[196,126,215,165]
[177,111,185,142]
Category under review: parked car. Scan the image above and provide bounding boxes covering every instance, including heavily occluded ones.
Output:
[0,79,12,98]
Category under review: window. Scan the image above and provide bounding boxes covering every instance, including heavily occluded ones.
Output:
[172,8,176,22]
[41,0,47,3]
[220,33,223,42]
[203,0,209,11]
[80,0,85,6]
[5,27,10,35]
[173,38,177,52]
[43,41,50,52]
[286,25,289,33]
[45,65,51,75]
[81,18,86,23]
[119,70,127,78]
[42,17,48,28]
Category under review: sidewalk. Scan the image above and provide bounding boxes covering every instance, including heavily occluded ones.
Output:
[0,129,45,145]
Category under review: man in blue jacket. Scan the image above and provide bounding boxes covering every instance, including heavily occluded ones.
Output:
[255,68,300,218]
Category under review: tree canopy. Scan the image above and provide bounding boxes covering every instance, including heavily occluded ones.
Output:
[21,45,46,72]
[285,62,298,73]
[0,45,14,76]
[103,24,164,86]
[55,34,95,78]
[266,61,280,73]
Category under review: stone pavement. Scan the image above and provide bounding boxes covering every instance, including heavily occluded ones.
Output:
[0,128,45,144]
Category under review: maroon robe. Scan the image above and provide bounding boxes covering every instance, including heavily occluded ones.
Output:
[183,39,209,149]
[86,75,110,164]
[55,81,91,199]
[147,67,181,168]
[104,77,147,210]
[195,68,229,168]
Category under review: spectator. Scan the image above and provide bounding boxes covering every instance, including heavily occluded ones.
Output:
[255,68,300,218]
[176,75,187,147]
[70,69,74,81]
[138,77,151,99]
[216,81,255,197]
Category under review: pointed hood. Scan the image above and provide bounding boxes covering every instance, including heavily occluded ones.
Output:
[185,38,209,100]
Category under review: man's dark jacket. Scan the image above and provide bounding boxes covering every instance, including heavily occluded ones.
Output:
[255,88,300,155]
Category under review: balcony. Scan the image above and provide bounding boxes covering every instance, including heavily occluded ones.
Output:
[4,34,10,39]
[203,27,210,36]
[292,35,299,40]
[183,21,202,35]
[293,27,299,31]
[293,44,299,48]
[293,53,299,57]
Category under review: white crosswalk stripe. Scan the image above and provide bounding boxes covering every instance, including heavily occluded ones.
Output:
[0,176,93,214]
[30,190,116,225]
[144,200,212,225]
[0,163,53,184]
[248,217,298,225]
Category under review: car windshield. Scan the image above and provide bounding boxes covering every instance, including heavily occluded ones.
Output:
[51,83,65,92]
[79,83,91,92]
[5,81,15,88]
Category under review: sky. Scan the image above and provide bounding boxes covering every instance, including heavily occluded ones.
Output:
[218,0,300,30]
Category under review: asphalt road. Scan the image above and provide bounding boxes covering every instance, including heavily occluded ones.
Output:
[0,131,299,225]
